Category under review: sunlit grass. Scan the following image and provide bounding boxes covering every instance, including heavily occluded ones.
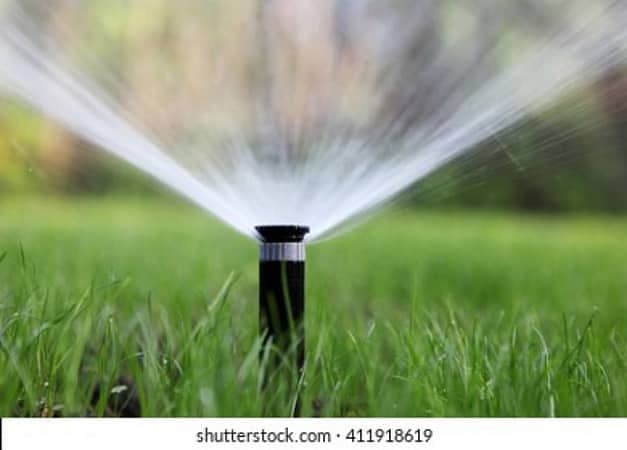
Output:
[0,196,625,416]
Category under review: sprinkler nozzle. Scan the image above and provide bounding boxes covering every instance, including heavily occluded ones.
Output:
[256,225,310,243]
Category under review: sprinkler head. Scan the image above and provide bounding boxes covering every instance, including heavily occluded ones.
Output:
[256,225,309,263]
[256,225,309,414]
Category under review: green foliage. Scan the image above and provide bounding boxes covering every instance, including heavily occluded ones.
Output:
[0,197,625,416]
[0,101,45,191]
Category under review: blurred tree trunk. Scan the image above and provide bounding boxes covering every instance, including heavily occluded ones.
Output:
[595,68,627,208]
[597,68,627,146]
[38,123,114,192]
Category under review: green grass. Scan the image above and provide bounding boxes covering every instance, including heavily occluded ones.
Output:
[0,196,626,417]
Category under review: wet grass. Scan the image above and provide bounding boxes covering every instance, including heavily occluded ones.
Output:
[0,196,626,416]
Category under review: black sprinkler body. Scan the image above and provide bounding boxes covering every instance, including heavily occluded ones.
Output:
[256,225,309,389]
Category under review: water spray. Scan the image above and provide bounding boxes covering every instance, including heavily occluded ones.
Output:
[256,225,309,386]
[2,2,626,243]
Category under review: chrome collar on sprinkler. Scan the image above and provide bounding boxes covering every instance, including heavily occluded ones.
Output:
[256,225,309,376]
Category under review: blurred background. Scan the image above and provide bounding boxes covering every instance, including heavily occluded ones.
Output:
[1,0,626,418]
[1,0,626,213]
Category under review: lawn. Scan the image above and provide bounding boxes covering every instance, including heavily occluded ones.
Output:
[0,196,625,417]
